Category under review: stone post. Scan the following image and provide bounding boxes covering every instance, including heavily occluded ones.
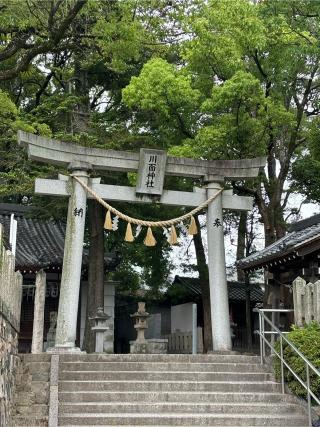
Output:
[314,281,320,323]
[192,303,197,355]
[103,281,118,353]
[293,277,306,327]
[305,282,314,325]
[206,181,232,351]
[31,269,47,353]
[53,161,91,351]
[91,308,110,353]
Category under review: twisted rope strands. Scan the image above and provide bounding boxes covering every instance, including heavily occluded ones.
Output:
[72,175,223,228]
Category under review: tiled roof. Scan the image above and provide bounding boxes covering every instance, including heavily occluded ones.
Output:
[0,203,120,272]
[0,204,66,271]
[237,214,320,270]
[173,276,263,302]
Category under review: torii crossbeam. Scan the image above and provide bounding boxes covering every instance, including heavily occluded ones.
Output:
[18,131,265,353]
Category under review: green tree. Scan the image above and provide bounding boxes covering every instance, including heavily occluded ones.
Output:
[0,0,87,81]
[0,0,185,351]
[123,0,320,313]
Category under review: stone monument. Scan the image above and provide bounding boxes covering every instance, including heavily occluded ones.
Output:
[293,277,320,326]
[45,311,57,350]
[90,307,110,353]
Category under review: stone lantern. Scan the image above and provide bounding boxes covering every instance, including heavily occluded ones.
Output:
[130,302,150,343]
[130,302,168,354]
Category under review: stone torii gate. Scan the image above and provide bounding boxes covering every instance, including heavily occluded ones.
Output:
[18,131,265,353]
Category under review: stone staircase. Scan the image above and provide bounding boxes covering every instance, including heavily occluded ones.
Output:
[11,354,50,426]
[58,353,309,426]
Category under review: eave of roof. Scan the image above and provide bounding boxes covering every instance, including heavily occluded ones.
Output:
[0,203,121,272]
[172,276,264,302]
[237,216,320,271]
[0,204,66,271]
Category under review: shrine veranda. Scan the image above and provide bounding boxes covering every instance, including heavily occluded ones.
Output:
[18,130,266,353]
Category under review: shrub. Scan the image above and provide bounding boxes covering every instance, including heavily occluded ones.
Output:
[274,322,320,399]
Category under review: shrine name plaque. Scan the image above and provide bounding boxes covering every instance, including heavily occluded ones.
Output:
[136,148,167,196]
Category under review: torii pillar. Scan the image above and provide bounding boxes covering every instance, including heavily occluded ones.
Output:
[207,181,231,351]
[53,161,92,352]
[18,130,265,353]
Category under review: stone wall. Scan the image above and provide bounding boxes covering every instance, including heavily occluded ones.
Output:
[11,354,50,426]
[0,224,23,426]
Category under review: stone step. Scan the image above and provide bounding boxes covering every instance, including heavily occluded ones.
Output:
[19,353,51,363]
[14,403,48,417]
[59,401,305,415]
[23,361,51,372]
[59,370,273,382]
[30,381,49,404]
[59,380,280,393]
[58,413,308,426]
[58,390,299,404]
[11,416,48,426]
[59,353,261,364]
[60,361,269,372]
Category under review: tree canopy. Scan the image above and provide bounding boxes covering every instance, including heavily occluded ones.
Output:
[123,0,320,247]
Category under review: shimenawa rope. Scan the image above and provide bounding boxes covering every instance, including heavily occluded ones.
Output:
[72,175,223,229]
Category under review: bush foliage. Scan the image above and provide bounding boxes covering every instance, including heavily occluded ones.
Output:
[274,322,320,399]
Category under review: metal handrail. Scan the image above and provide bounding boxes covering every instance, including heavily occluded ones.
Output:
[254,307,320,427]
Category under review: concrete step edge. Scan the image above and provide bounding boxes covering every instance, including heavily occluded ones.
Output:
[59,370,270,374]
[57,390,295,399]
[59,401,300,407]
[59,355,261,362]
[58,413,307,419]
[59,361,265,366]
[58,380,279,384]
[59,390,284,397]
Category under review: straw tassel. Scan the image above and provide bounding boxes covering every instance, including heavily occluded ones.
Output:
[168,225,178,245]
[104,210,113,230]
[144,227,157,246]
[188,215,198,235]
[125,222,134,242]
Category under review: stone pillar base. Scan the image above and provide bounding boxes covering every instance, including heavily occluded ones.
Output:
[46,346,86,354]
[130,339,168,354]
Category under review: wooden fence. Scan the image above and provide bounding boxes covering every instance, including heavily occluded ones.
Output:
[164,327,203,354]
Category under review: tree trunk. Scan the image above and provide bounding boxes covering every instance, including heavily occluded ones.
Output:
[236,212,247,283]
[236,211,252,349]
[83,200,105,352]
[193,214,212,353]
[258,202,287,309]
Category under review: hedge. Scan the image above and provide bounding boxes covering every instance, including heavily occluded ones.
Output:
[274,322,320,399]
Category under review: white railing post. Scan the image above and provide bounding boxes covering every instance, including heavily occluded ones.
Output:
[280,335,284,394]
[306,363,312,427]
[254,307,320,426]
